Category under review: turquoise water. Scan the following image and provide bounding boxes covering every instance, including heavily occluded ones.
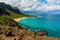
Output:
[18,14,60,38]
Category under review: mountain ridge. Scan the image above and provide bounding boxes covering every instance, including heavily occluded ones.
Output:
[0,2,22,14]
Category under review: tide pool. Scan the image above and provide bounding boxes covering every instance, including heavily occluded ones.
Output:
[18,14,60,38]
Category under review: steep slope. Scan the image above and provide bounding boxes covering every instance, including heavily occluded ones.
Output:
[0,3,8,15]
[0,2,22,14]
[0,2,35,24]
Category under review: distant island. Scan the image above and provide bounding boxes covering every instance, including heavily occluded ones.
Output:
[0,2,60,40]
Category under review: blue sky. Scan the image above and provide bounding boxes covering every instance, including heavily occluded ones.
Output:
[38,0,47,4]
[40,0,46,2]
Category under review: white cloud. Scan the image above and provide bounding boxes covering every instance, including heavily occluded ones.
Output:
[0,0,41,11]
[35,0,60,12]
[36,5,60,12]
[0,0,60,12]
[18,0,41,11]
[0,0,20,7]
[56,1,60,5]
[46,0,57,5]
[18,0,60,11]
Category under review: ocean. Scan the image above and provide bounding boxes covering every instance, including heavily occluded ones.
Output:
[18,12,60,38]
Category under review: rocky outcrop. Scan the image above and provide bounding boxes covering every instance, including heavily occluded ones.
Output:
[35,30,48,36]
[0,25,60,40]
[4,18,23,29]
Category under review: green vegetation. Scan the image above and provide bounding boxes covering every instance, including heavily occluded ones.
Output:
[0,9,35,25]
[0,3,35,25]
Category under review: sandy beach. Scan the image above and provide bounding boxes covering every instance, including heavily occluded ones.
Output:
[14,17,36,22]
[14,17,28,22]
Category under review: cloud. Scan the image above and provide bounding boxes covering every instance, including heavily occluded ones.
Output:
[35,0,60,12]
[0,0,60,12]
[0,0,20,7]
[18,0,60,11]
[0,0,41,11]
[36,4,60,12]
[18,0,41,11]
[56,1,60,5]
[46,0,57,5]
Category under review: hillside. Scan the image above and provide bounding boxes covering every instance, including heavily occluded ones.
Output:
[0,2,35,25]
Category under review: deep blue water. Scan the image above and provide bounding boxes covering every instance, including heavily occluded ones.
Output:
[18,14,60,38]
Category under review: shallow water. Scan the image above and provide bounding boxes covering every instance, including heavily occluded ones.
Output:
[18,14,60,38]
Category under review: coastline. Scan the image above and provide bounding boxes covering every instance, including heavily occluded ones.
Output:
[14,17,36,22]
[13,17,60,39]
[14,17,28,22]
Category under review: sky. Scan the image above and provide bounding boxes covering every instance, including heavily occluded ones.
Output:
[0,0,60,12]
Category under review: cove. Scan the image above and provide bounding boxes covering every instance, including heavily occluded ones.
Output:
[18,14,60,38]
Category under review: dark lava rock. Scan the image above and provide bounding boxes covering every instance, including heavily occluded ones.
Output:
[5,19,18,27]
[6,31,15,37]
[4,30,15,37]
[36,30,48,36]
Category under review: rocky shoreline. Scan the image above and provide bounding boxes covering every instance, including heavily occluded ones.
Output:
[0,19,60,40]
